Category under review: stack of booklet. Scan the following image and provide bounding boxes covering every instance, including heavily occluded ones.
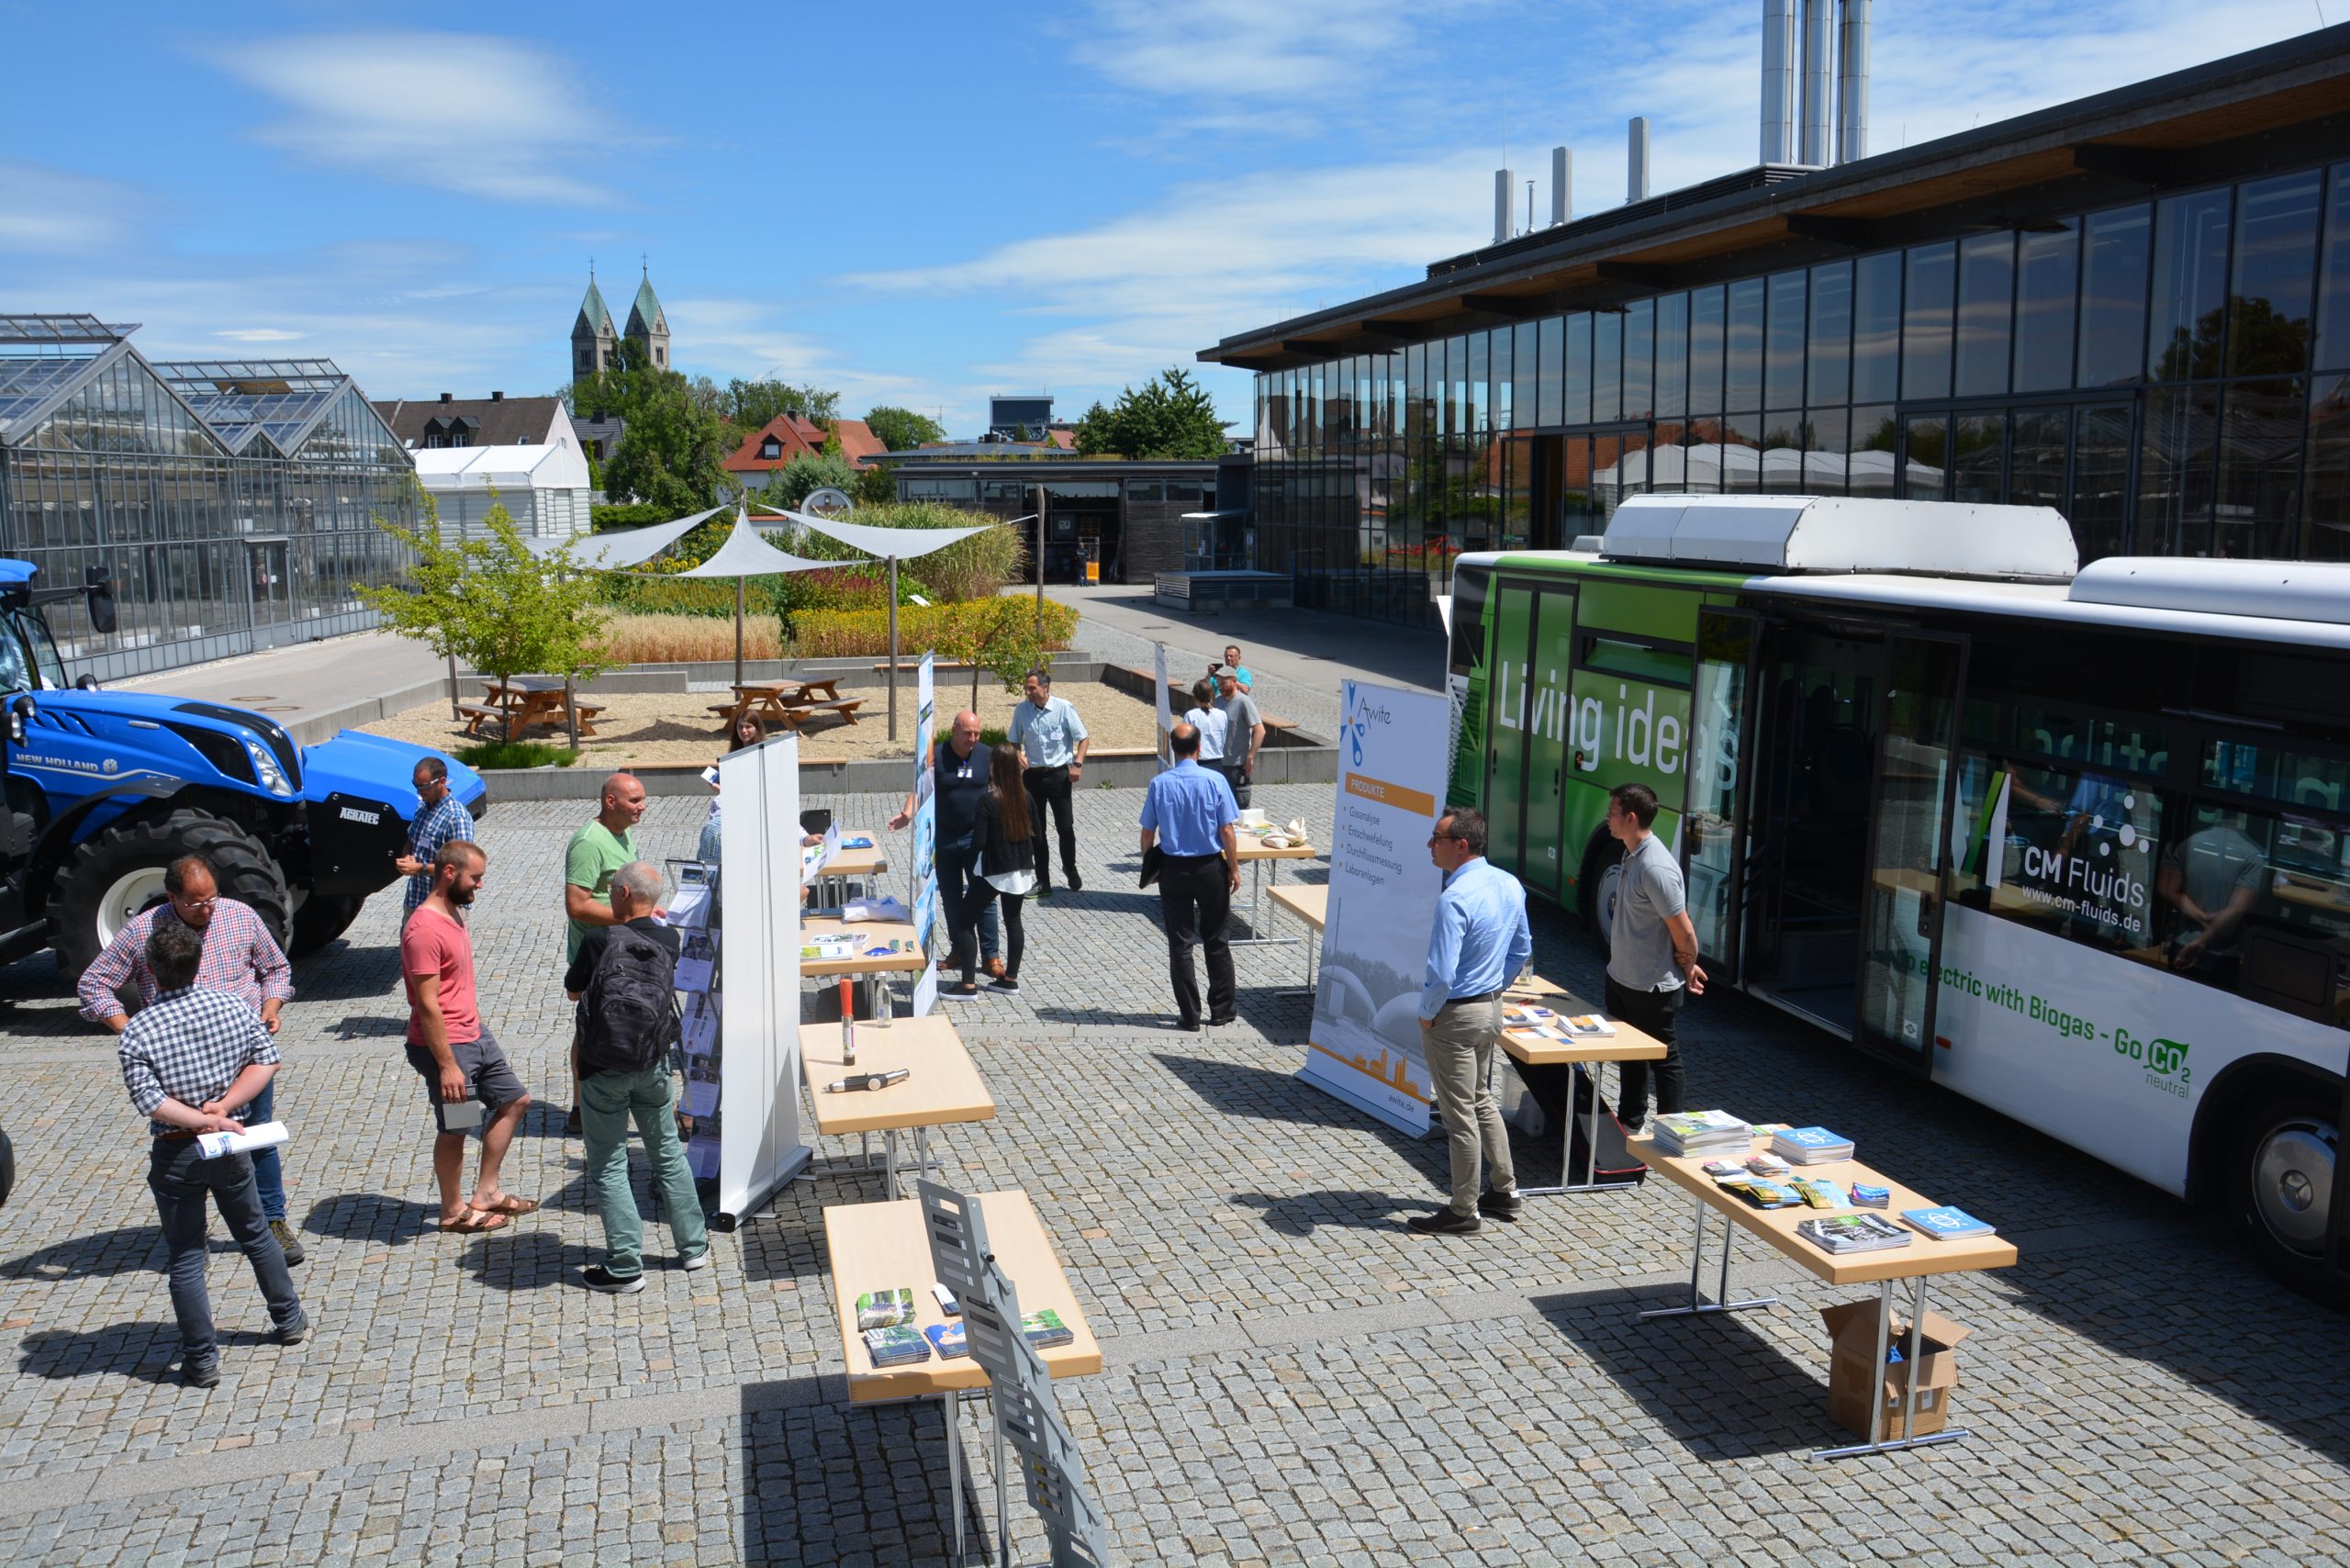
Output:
[1651,1109,1755,1157]
[1771,1126,1856,1164]
[923,1309,1075,1360]
[1796,1212,1915,1254]
[1901,1205,1998,1239]
[862,1326,931,1367]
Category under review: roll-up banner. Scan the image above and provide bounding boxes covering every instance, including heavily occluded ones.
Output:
[1300,679,1453,1136]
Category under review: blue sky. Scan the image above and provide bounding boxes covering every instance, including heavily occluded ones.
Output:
[0,1,2326,437]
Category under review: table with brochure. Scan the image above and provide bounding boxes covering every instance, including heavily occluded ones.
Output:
[799,1015,994,1199]
[1494,980,1668,1198]
[1628,1112,2018,1459]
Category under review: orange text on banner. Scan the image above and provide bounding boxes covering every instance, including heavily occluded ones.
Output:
[1342,771,1436,819]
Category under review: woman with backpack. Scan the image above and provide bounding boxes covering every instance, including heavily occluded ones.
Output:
[947,743,1036,996]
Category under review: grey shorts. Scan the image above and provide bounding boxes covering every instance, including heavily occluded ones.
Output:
[406,1027,529,1134]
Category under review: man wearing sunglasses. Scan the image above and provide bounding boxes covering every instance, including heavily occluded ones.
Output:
[81,855,302,1263]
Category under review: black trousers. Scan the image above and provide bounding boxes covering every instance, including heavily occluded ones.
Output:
[1216,761,1252,811]
[1023,765,1079,889]
[1606,976,1685,1120]
[1157,853,1234,1025]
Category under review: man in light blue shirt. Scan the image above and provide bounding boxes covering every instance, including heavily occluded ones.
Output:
[1410,807,1530,1235]
[1138,722,1240,1029]
[1008,668,1091,897]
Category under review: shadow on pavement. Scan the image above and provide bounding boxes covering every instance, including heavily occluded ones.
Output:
[325,1014,409,1041]
[1,1224,162,1282]
[17,1319,225,1383]
[740,1381,977,1567]
[287,945,403,1002]
[1225,1188,1422,1238]
[1537,1288,1832,1460]
[461,1226,589,1291]
[299,1192,442,1248]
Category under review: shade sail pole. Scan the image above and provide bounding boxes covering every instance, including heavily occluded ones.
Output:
[887,555,901,741]
[734,574,745,686]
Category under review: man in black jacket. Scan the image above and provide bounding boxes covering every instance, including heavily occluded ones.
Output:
[563,862,706,1292]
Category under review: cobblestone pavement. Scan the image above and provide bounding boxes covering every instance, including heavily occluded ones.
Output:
[2,784,2346,1565]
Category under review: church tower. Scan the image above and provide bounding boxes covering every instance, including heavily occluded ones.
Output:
[624,263,671,370]
[572,266,618,378]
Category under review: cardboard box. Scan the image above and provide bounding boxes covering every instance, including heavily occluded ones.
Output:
[1818,1300,1973,1439]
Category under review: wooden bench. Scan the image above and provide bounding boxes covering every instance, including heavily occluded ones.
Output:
[457,703,509,738]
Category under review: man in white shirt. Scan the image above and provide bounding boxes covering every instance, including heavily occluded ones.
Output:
[1007,668,1091,897]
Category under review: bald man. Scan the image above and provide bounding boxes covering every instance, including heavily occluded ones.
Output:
[891,710,1002,981]
[563,771,648,1132]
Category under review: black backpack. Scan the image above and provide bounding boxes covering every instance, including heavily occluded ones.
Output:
[579,927,680,1076]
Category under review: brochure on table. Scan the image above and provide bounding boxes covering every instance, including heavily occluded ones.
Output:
[690,734,812,1225]
[1300,678,1451,1136]
[909,650,939,1016]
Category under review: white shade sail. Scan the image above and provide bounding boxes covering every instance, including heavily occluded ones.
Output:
[531,505,728,567]
[655,511,865,578]
[764,507,1001,560]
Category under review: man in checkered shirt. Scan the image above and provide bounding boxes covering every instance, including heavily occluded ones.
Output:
[78,855,302,1262]
[394,756,474,916]
[118,918,308,1387]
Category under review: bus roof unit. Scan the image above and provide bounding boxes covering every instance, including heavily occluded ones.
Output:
[2068,557,2350,626]
[1597,495,2079,580]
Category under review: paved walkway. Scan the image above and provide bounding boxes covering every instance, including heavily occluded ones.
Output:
[0,784,2345,1564]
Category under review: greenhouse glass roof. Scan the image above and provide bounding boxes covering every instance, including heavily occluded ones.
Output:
[153,359,355,454]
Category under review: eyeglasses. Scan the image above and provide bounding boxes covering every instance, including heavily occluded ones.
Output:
[1426,832,1462,844]
[174,895,219,911]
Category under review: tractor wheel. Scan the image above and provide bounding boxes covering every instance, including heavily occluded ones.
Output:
[288,892,369,958]
[50,810,293,981]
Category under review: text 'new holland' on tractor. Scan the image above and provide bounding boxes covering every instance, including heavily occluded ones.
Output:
[0,561,484,978]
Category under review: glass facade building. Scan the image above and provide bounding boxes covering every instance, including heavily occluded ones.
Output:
[0,319,415,680]
[1216,38,2350,628]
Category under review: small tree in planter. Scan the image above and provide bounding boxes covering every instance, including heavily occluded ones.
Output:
[361,487,617,750]
[940,596,1057,712]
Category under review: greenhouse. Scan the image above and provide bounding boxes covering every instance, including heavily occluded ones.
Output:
[0,316,415,680]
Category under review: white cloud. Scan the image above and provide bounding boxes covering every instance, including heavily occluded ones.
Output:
[0,160,146,254]
[1069,0,1417,102]
[216,328,306,342]
[209,32,624,205]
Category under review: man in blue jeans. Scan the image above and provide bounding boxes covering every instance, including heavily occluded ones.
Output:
[564,862,708,1292]
[81,856,305,1265]
[118,920,307,1385]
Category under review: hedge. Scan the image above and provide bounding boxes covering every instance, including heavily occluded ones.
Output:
[790,599,1080,659]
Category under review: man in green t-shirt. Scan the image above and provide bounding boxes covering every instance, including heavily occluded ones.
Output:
[561,772,649,1133]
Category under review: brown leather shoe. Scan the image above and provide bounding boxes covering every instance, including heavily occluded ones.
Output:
[985,957,1007,980]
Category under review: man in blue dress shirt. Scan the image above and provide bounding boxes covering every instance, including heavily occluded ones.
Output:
[1409,808,1531,1235]
[1137,722,1241,1029]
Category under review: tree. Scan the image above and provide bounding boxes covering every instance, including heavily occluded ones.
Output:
[864,405,946,453]
[852,463,897,506]
[1069,367,1230,458]
[358,486,616,745]
[563,341,730,510]
[765,452,858,510]
[723,378,840,431]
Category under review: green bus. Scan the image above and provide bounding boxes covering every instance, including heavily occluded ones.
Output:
[1447,494,2350,1301]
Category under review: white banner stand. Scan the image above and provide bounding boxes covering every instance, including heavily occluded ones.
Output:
[711,733,812,1226]
[910,650,939,1016]
[1299,679,1454,1137]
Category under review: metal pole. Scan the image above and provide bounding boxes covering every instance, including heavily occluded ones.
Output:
[446,649,460,721]
[733,575,745,688]
[887,555,901,741]
[564,674,579,750]
[1033,484,1045,634]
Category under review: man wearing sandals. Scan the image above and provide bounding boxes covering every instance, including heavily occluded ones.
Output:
[401,842,536,1234]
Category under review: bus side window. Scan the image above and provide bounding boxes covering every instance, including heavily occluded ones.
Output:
[2157,799,2350,1026]
[1953,752,2166,954]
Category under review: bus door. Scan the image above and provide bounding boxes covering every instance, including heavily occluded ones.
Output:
[1684,609,1760,983]
[1852,632,1967,1072]
[1483,577,1576,900]
[1745,625,1885,1036]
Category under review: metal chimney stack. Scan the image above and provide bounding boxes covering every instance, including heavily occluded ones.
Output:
[1551,146,1572,226]
[1627,118,1651,204]
[1839,0,1871,163]
[1801,0,1832,165]
[1494,168,1515,244]
[1761,0,1797,164]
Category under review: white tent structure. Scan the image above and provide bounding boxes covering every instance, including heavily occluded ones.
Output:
[411,443,594,542]
[524,505,727,568]
[637,510,866,683]
[763,506,1008,738]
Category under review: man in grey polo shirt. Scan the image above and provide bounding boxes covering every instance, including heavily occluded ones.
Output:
[1605,781,1707,1131]
[1212,668,1263,810]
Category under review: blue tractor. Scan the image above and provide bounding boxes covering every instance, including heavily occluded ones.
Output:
[0,560,485,978]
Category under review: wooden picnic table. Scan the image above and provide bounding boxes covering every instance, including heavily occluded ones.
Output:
[460,677,602,742]
[710,678,863,734]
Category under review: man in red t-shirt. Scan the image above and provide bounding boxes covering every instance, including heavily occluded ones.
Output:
[402,842,535,1233]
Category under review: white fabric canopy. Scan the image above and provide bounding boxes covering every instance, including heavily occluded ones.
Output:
[655,512,863,577]
[530,505,728,567]
[763,507,1001,560]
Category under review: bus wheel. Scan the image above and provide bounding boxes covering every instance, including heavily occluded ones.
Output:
[1578,833,1624,954]
[2221,1088,2343,1305]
